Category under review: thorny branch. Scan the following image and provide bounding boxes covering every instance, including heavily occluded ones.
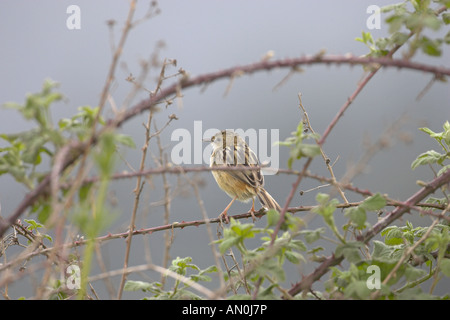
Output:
[2,54,450,237]
[1,3,449,300]
[287,168,450,297]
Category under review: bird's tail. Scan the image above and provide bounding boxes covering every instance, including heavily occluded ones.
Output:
[257,188,281,212]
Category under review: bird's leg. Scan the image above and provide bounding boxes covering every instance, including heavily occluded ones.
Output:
[219,196,237,224]
[248,198,257,222]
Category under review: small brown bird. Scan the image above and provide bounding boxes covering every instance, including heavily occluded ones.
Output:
[205,130,281,223]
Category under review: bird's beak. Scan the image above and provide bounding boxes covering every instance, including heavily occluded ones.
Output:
[202,137,211,143]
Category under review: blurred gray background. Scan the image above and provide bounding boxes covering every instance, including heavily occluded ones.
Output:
[0,1,449,299]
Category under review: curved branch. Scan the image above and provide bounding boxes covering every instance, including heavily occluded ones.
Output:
[116,54,450,128]
[1,54,449,237]
[287,168,450,297]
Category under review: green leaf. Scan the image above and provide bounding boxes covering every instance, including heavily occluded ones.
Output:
[444,30,450,44]
[344,280,372,299]
[443,121,450,146]
[114,133,136,148]
[396,287,437,300]
[170,256,199,275]
[24,219,44,230]
[299,228,325,243]
[124,280,160,292]
[423,15,442,31]
[381,3,406,14]
[227,294,252,300]
[344,206,367,229]
[437,165,450,177]
[315,192,330,205]
[312,193,344,242]
[298,144,321,158]
[284,251,305,264]
[257,284,279,300]
[231,222,255,238]
[372,240,395,262]
[266,209,280,228]
[404,264,427,282]
[278,121,321,168]
[420,36,442,57]
[72,203,115,238]
[359,193,387,211]
[381,226,404,245]
[21,136,47,164]
[355,31,374,45]
[43,234,53,242]
[391,32,410,46]
[312,193,339,224]
[440,258,450,277]
[335,242,364,263]
[442,12,450,25]
[290,239,307,252]
[189,274,212,282]
[375,37,389,51]
[385,14,405,33]
[419,126,439,138]
[252,256,285,282]
[78,182,93,203]
[93,131,117,177]
[37,202,51,224]
[411,150,446,169]
[218,236,240,254]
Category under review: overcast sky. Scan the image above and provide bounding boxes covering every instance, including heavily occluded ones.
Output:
[1,1,449,298]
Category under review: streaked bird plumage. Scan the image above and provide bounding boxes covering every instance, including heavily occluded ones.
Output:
[206,130,281,223]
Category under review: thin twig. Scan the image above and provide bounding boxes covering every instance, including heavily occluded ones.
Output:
[155,122,173,287]
[180,169,226,294]
[116,109,153,300]
[3,54,450,238]
[287,168,450,297]
[89,263,218,299]
[298,93,348,203]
